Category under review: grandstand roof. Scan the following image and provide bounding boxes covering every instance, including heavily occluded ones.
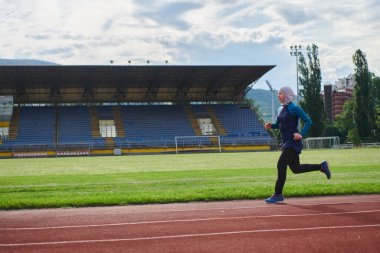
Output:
[0,65,274,103]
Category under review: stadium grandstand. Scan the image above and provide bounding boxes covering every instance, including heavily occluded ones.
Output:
[0,65,276,158]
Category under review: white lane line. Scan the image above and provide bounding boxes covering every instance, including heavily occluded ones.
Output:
[1,209,379,231]
[62,199,380,216]
[1,224,379,247]
[2,199,379,219]
[2,199,378,221]
[90,199,380,214]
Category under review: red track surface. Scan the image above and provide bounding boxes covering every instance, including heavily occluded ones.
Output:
[1,195,380,253]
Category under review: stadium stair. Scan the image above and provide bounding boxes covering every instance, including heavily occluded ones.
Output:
[55,107,60,144]
[112,106,126,138]
[205,106,227,146]
[184,106,202,136]
[206,106,227,135]
[89,107,101,138]
[8,107,20,140]
[105,137,115,147]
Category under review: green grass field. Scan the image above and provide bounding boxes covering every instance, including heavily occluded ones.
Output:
[0,148,379,210]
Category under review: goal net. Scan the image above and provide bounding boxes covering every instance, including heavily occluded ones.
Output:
[304,136,340,149]
[175,135,221,154]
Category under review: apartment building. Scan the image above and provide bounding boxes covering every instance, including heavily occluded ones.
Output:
[323,74,355,122]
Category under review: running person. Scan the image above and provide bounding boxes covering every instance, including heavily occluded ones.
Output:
[264,86,331,204]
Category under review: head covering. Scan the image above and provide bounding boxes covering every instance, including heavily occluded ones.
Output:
[279,86,296,105]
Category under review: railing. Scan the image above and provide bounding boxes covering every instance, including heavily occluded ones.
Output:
[337,143,380,149]
[0,136,277,155]
[357,142,380,148]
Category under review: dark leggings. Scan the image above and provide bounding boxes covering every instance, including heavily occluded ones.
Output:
[275,148,321,194]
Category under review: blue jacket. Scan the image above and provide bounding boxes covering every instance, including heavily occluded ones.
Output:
[271,102,312,154]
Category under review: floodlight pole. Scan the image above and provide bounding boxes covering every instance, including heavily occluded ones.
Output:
[266,80,275,123]
[290,45,302,105]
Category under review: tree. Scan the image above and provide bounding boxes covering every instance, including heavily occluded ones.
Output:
[377,106,380,131]
[333,99,359,144]
[352,50,374,141]
[370,74,380,107]
[372,75,380,140]
[298,44,326,137]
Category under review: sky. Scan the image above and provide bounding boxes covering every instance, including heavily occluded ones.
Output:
[1,0,379,92]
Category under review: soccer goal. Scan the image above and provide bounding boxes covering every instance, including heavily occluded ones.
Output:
[175,135,221,154]
[304,136,340,149]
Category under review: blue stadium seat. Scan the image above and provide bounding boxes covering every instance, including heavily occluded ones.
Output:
[3,104,272,149]
[58,106,94,144]
[13,107,55,146]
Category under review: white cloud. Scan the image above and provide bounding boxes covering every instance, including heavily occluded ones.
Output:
[0,0,379,90]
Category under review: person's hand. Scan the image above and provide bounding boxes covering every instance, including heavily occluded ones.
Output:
[293,133,302,141]
[265,123,272,129]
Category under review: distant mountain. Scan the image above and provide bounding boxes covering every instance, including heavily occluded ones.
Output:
[246,88,281,123]
[0,59,59,65]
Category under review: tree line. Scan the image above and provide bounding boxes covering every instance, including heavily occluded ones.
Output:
[298,45,380,144]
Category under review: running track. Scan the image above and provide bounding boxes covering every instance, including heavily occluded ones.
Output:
[1,195,379,253]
